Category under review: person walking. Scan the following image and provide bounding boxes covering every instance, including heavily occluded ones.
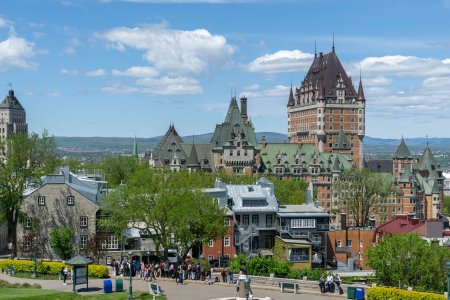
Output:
[62,267,69,285]
[335,273,344,294]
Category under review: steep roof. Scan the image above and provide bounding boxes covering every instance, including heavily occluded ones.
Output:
[418,146,439,178]
[301,50,357,99]
[394,138,412,159]
[210,97,258,149]
[180,143,214,170]
[152,125,188,165]
[186,143,200,167]
[357,78,365,101]
[287,84,295,106]
[333,129,351,150]
[0,89,25,110]
[365,159,393,174]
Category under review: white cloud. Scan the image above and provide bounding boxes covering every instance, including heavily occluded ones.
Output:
[60,68,79,75]
[112,66,159,78]
[247,50,314,73]
[62,38,81,55]
[63,47,76,55]
[362,76,392,86]
[44,91,61,97]
[85,68,107,77]
[354,55,450,77]
[0,36,36,71]
[242,83,259,91]
[98,24,235,76]
[241,84,289,98]
[103,76,203,96]
[0,18,7,28]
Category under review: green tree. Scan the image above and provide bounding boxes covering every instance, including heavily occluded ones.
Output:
[333,168,395,227]
[0,132,59,257]
[101,168,227,259]
[100,156,139,187]
[270,177,308,205]
[367,233,450,292]
[443,195,450,215]
[50,228,76,261]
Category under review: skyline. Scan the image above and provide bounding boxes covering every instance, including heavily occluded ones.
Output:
[1,0,450,139]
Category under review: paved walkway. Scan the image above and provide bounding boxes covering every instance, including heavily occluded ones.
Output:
[0,273,345,300]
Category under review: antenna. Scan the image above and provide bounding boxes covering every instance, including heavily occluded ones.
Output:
[7,83,12,90]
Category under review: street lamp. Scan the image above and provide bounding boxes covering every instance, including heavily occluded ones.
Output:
[218,251,221,268]
[128,251,133,300]
[31,237,37,278]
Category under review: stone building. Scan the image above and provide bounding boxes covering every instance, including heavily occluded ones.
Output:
[17,168,110,260]
[287,46,365,168]
[0,89,28,141]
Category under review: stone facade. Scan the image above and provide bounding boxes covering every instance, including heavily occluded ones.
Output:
[287,48,365,168]
[0,89,28,141]
[17,169,105,260]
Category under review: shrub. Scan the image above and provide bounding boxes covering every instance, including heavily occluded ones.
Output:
[367,286,445,300]
[0,259,108,278]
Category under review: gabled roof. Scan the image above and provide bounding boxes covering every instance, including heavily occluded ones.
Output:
[180,143,214,169]
[0,89,25,110]
[394,138,412,159]
[186,143,200,167]
[333,129,351,150]
[152,125,188,165]
[374,215,424,238]
[365,159,393,174]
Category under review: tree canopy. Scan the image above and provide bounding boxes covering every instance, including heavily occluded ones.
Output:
[333,168,396,227]
[50,228,76,261]
[367,233,450,292]
[100,168,227,259]
[270,177,308,205]
[0,132,59,257]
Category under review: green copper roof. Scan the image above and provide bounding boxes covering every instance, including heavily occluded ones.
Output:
[418,146,440,177]
[333,129,351,150]
[210,97,258,149]
[66,254,93,266]
[394,138,412,159]
[399,168,413,183]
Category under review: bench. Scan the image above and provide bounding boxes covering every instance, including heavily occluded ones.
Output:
[279,282,299,294]
[149,283,164,300]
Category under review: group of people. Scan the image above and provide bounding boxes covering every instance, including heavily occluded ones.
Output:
[319,271,343,294]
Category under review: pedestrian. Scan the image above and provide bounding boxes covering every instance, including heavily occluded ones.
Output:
[335,273,344,294]
[62,267,69,285]
[221,268,226,283]
[319,273,325,293]
[228,269,234,284]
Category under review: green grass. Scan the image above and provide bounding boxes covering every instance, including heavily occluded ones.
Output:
[0,288,166,299]
[11,272,60,280]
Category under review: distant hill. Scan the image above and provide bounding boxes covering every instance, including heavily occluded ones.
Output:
[55,134,450,165]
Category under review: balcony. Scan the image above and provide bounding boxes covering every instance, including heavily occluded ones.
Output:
[335,246,351,253]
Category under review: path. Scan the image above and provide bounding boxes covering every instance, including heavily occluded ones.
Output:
[0,273,345,300]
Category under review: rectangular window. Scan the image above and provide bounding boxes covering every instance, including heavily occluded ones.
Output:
[80,235,87,249]
[38,196,45,206]
[208,240,214,248]
[208,255,214,261]
[224,236,230,247]
[101,235,119,250]
[80,216,88,228]
[347,240,353,247]
[67,196,75,206]
[252,215,259,226]
[24,217,32,228]
[243,215,249,226]
[337,240,342,247]
[289,248,309,262]
[224,217,230,227]
[266,215,273,227]
[290,219,316,228]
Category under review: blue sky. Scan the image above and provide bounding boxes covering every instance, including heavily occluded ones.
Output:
[1,0,450,139]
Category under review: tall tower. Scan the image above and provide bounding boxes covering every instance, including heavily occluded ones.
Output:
[0,89,28,141]
[287,48,365,167]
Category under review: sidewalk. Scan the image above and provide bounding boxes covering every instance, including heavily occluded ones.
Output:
[0,273,345,300]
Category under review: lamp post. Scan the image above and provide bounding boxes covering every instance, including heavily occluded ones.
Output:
[218,251,221,268]
[31,237,37,278]
[128,251,133,300]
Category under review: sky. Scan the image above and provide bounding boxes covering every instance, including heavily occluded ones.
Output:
[1,0,450,139]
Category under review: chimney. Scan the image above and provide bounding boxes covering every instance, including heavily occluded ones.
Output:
[341,212,347,230]
[240,96,248,123]
[262,135,267,148]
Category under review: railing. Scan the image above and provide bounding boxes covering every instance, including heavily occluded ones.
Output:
[336,246,351,253]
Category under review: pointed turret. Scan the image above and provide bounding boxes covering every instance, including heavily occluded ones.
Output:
[132,135,138,157]
[357,78,365,101]
[187,143,200,168]
[394,138,412,159]
[287,82,295,106]
[333,129,351,150]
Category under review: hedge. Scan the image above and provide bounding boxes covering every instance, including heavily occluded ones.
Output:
[0,259,109,278]
[367,286,446,300]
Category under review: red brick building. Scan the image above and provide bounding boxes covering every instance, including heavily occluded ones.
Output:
[201,212,236,262]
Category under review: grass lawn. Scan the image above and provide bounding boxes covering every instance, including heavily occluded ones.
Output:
[0,288,166,299]
[12,272,60,280]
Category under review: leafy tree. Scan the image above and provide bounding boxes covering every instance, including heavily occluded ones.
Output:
[367,233,450,292]
[333,168,395,227]
[443,195,450,215]
[80,234,108,263]
[0,132,59,257]
[270,177,308,205]
[50,228,76,261]
[100,156,139,187]
[101,168,227,259]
